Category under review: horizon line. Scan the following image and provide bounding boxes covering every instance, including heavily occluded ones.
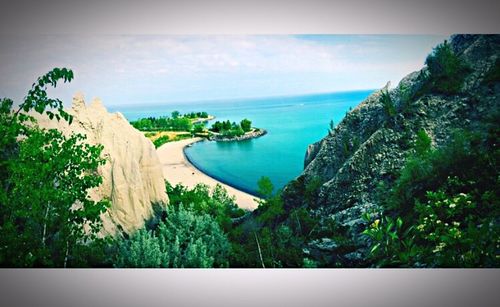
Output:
[105,87,378,108]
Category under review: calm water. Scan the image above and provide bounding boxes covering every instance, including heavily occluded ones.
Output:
[111,90,374,195]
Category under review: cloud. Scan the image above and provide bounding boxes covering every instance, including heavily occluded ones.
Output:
[0,35,446,105]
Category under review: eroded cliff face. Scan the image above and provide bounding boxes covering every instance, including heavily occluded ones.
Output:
[282,34,500,265]
[34,93,169,235]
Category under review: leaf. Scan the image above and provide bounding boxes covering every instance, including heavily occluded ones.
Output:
[370,243,381,255]
[396,217,403,229]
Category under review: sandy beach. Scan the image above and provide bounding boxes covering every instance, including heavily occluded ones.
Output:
[157,137,260,210]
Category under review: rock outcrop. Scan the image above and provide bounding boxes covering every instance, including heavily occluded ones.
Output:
[34,94,169,235]
[282,35,500,266]
[208,128,267,142]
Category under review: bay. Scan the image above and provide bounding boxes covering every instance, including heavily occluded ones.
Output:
[112,89,374,195]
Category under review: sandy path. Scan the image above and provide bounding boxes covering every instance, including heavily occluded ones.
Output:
[156,137,260,210]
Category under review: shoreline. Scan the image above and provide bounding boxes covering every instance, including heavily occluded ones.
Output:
[183,142,261,197]
[156,137,260,210]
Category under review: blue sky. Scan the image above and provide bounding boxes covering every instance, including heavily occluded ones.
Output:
[0,35,446,106]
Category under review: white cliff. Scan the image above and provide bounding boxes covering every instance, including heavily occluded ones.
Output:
[34,93,168,235]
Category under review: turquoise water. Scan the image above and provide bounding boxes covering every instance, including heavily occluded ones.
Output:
[111,90,374,195]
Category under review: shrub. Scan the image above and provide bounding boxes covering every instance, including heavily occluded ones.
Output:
[114,204,230,268]
[158,205,230,268]
[425,40,470,94]
[483,58,500,84]
[165,182,244,232]
[153,135,169,148]
[240,118,252,132]
[192,123,205,134]
[365,115,499,267]
[380,88,396,118]
[114,228,162,268]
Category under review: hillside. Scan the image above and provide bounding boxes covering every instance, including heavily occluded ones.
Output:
[279,35,499,266]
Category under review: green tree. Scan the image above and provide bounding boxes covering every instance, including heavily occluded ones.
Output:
[192,123,205,134]
[257,176,274,199]
[171,110,180,119]
[166,181,244,232]
[240,118,252,132]
[0,68,110,267]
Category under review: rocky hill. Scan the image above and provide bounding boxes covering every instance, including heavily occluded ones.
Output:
[34,93,169,235]
[281,35,499,266]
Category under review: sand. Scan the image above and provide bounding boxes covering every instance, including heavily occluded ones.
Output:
[156,137,260,210]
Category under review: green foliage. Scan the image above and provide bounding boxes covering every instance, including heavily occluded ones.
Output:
[114,205,230,268]
[328,119,335,136]
[425,40,470,95]
[192,123,205,134]
[415,129,432,156]
[304,177,322,208]
[256,194,284,225]
[414,190,498,267]
[210,119,250,137]
[302,258,318,268]
[171,110,180,119]
[257,176,274,199]
[365,115,499,267]
[229,177,313,268]
[398,83,413,114]
[165,181,244,232]
[131,114,194,132]
[153,135,169,148]
[0,68,109,267]
[380,88,396,118]
[115,228,162,268]
[20,67,74,123]
[158,205,230,268]
[483,58,500,84]
[184,111,209,119]
[362,214,417,267]
[240,118,252,132]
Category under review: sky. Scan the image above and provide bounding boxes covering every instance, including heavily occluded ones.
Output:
[0,35,447,107]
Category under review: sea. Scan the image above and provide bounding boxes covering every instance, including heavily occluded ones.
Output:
[111,90,374,195]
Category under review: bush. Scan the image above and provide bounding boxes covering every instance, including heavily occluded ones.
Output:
[425,40,470,94]
[153,135,169,148]
[114,228,162,268]
[192,123,205,134]
[158,205,230,268]
[166,182,244,232]
[240,118,252,132]
[365,115,499,267]
[483,58,500,84]
[114,204,230,268]
[380,88,396,118]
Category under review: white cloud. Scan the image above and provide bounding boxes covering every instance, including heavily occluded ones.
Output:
[0,35,445,105]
